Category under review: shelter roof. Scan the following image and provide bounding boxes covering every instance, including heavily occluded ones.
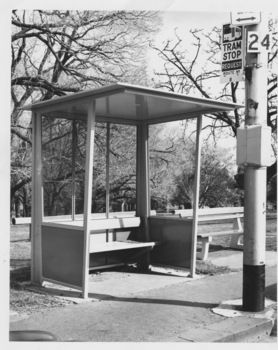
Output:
[20,83,244,124]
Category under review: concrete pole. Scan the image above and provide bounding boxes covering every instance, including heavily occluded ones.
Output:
[242,14,268,312]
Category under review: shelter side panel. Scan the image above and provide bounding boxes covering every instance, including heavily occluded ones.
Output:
[41,225,84,287]
[149,217,193,269]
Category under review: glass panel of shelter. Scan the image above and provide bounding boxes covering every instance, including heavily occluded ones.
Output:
[41,112,137,220]
[149,119,198,213]
[108,123,137,215]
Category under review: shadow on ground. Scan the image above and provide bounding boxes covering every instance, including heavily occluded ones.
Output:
[36,284,219,309]
[10,265,31,283]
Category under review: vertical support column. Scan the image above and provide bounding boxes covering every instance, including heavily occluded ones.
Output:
[31,112,43,285]
[242,14,268,312]
[136,120,150,270]
[136,95,150,244]
[190,115,203,278]
[136,122,150,240]
[105,122,110,252]
[82,100,96,298]
[106,122,110,219]
[105,97,111,221]
[71,119,77,221]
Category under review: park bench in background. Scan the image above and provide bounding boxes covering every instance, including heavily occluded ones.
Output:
[12,217,32,225]
[11,216,32,240]
[175,207,244,261]
[12,208,244,262]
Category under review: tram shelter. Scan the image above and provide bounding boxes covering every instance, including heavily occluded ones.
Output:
[21,83,243,298]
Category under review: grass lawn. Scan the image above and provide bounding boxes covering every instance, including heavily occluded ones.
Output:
[9,214,277,316]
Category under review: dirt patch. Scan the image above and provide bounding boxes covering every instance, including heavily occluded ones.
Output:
[10,281,73,316]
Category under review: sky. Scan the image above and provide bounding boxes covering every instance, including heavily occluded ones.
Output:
[153,11,230,54]
[148,11,232,82]
[162,11,231,30]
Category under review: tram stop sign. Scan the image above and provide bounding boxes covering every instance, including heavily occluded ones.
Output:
[220,23,244,84]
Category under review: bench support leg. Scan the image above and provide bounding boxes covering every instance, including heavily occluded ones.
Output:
[137,250,151,271]
[197,237,212,261]
[230,218,243,250]
[230,234,243,250]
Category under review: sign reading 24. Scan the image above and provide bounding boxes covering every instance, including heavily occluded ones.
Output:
[247,32,271,52]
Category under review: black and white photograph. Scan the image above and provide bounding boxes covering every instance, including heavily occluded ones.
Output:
[1,0,277,346]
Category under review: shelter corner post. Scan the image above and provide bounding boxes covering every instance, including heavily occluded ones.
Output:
[31,111,43,285]
[82,100,96,298]
[106,122,110,218]
[190,115,203,278]
[136,121,151,269]
[71,119,77,221]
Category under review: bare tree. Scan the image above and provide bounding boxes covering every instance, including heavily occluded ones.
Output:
[151,21,277,185]
[12,10,161,134]
[170,143,240,208]
[11,10,161,215]
[152,28,244,138]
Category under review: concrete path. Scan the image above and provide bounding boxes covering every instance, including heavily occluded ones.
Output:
[9,250,277,342]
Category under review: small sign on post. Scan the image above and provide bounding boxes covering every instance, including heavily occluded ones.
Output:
[220,24,244,84]
[231,12,261,26]
[247,32,271,53]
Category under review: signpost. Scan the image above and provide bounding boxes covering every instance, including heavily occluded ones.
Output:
[226,12,271,312]
[220,23,244,83]
[220,12,272,312]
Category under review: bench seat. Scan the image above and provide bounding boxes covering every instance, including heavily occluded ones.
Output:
[42,216,158,255]
[197,229,243,261]
[198,229,244,238]
[90,240,158,253]
[197,214,243,221]
[41,216,159,279]
[175,207,244,261]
